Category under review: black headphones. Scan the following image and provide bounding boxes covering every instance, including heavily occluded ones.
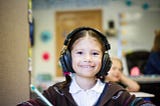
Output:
[59,27,112,77]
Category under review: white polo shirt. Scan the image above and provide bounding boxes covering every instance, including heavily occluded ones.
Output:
[69,76,105,106]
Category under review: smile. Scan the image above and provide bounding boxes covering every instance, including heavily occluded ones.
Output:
[80,65,94,69]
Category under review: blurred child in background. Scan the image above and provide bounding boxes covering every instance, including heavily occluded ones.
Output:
[105,57,140,92]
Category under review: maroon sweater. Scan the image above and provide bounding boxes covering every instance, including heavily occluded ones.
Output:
[17,82,155,106]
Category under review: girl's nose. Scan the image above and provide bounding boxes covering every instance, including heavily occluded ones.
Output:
[84,53,92,61]
[115,68,120,73]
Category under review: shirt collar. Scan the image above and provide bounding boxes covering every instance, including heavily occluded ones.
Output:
[90,79,105,93]
[69,76,83,93]
[69,76,105,94]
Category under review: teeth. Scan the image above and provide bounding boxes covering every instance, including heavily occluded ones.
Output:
[82,66,89,68]
[81,66,93,68]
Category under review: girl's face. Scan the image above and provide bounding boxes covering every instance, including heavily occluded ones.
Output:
[71,35,103,79]
[107,59,122,82]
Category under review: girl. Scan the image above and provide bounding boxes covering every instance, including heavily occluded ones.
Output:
[105,57,140,92]
[18,27,154,106]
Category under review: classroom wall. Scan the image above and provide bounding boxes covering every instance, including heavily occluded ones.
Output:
[31,0,160,83]
[0,0,29,105]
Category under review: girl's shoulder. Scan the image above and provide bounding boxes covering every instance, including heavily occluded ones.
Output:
[100,82,155,106]
[102,82,127,100]
[107,81,125,91]
[46,81,69,93]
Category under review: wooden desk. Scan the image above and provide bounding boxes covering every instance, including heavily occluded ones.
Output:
[129,75,160,105]
[130,92,155,98]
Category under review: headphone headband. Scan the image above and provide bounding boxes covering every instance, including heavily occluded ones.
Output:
[64,27,111,51]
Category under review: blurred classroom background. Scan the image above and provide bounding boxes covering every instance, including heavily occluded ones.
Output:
[0,0,160,105]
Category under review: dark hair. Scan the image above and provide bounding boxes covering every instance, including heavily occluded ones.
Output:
[68,30,106,53]
[152,29,160,52]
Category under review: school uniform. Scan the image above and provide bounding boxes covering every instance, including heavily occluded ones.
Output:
[17,77,154,106]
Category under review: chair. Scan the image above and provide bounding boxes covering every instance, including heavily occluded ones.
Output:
[125,50,150,74]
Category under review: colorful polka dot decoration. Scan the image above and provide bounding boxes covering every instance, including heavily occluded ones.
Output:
[125,0,132,7]
[124,0,151,10]
[42,52,50,61]
[142,2,149,10]
[41,31,51,43]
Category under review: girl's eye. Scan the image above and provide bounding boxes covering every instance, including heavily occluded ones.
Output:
[76,51,83,55]
[92,52,99,56]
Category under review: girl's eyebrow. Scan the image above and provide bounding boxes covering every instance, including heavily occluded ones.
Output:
[72,49,83,51]
[92,50,101,52]
[73,49,101,52]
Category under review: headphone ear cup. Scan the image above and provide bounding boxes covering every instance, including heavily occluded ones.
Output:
[104,53,112,74]
[59,55,68,73]
[60,49,74,73]
[97,53,112,77]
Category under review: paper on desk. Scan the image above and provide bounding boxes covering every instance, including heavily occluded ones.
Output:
[130,92,155,98]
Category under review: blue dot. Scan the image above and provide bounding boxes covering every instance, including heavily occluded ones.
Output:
[142,3,149,10]
[41,31,51,43]
[125,1,132,7]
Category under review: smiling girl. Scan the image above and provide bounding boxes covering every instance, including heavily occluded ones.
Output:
[18,27,154,106]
